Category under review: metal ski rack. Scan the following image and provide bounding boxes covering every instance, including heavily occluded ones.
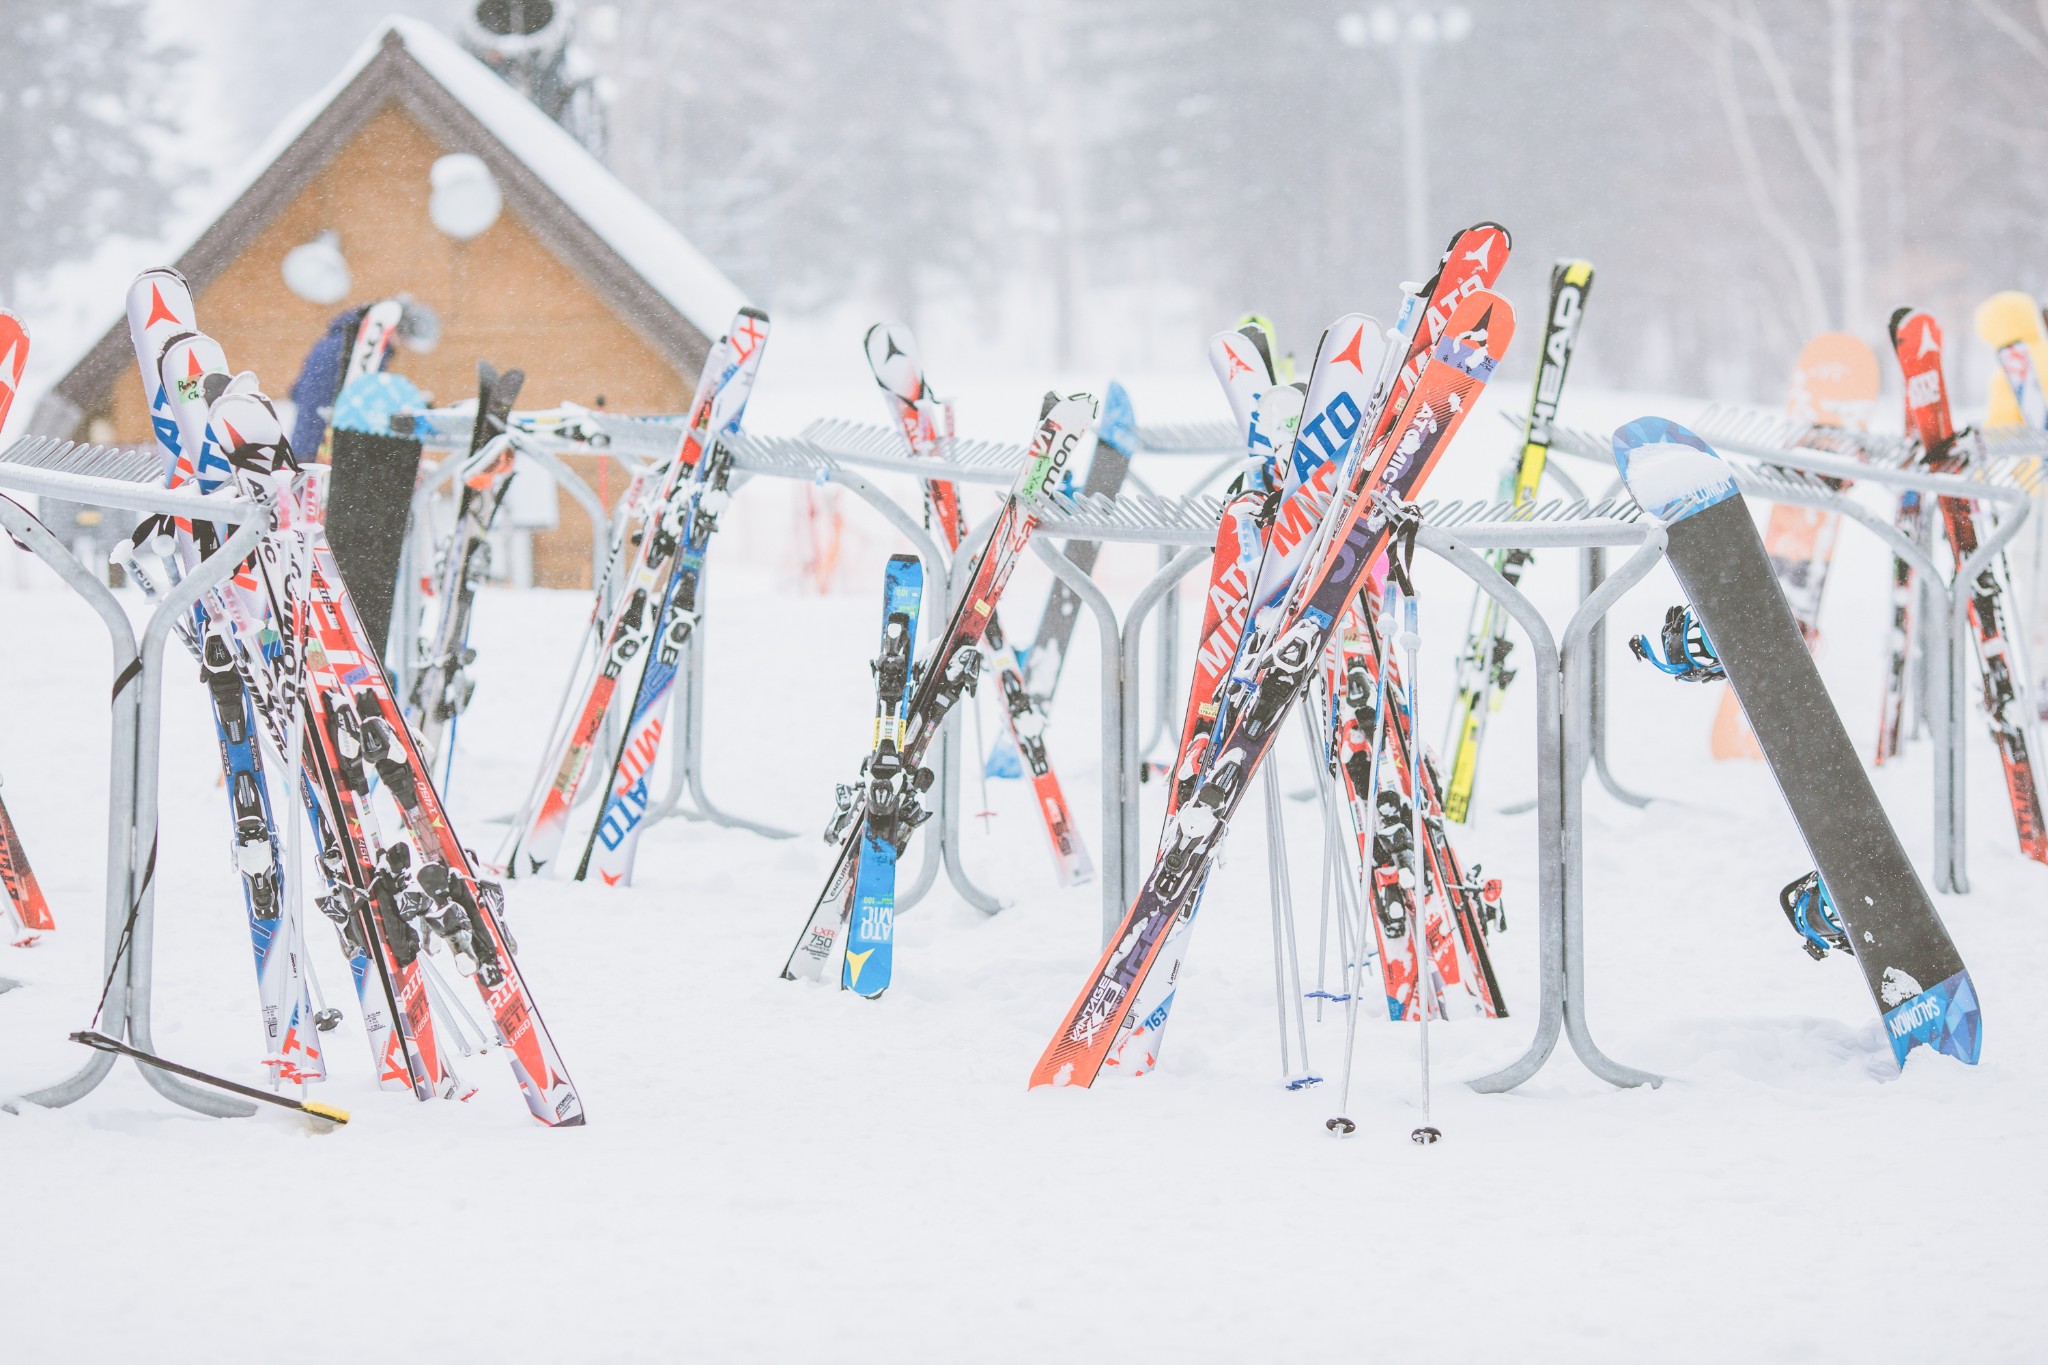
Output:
[0,437,269,1119]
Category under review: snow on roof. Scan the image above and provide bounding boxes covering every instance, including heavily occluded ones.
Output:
[387,18,748,338]
[32,15,744,430]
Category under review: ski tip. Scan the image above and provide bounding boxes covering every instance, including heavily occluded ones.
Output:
[1885,967,1981,1067]
[1611,417,1738,524]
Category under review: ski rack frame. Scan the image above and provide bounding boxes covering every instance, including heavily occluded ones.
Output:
[389,423,631,704]
[0,437,269,1119]
[1539,410,2046,894]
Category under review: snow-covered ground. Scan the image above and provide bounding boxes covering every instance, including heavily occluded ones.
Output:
[3,380,2045,1362]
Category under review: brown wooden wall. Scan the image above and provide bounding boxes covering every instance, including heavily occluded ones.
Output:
[93,103,691,588]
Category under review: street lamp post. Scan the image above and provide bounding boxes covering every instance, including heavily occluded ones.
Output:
[1340,5,1473,281]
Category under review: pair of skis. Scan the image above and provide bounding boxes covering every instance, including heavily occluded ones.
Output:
[783,392,1098,995]
[1033,222,1517,1089]
[409,362,526,780]
[861,325,1093,888]
[507,307,769,886]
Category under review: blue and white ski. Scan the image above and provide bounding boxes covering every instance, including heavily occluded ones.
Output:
[842,555,926,997]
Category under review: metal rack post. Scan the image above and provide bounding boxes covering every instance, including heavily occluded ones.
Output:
[0,441,269,1118]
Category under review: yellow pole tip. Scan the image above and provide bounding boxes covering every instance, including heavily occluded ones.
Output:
[301,1102,351,1124]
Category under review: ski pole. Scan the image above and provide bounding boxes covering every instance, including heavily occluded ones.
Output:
[1402,586,1440,1146]
[1260,764,1294,1079]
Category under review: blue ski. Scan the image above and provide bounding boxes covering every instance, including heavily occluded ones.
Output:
[842,555,926,997]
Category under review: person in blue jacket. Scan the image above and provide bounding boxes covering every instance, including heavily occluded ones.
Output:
[287,296,440,456]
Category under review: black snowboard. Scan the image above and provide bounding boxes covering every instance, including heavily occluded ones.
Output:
[1614,416,1979,1067]
[326,428,424,662]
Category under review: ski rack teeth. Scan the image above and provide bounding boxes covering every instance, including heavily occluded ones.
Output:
[1415,496,1646,529]
[1511,409,2048,501]
[1130,420,1240,455]
[798,418,1026,486]
[2,435,163,483]
[0,436,253,521]
[1027,487,1222,546]
[724,433,838,480]
[1691,402,2048,495]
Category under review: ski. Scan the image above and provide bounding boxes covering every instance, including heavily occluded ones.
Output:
[840,556,927,996]
[0,774,54,947]
[1032,277,1514,1090]
[1021,379,1137,705]
[1441,257,1591,820]
[1613,416,1979,1066]
[783,392,1094,983]
[1889,308,2047,863]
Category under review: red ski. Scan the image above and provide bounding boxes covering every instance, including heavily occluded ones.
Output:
[1889,308,2048,862]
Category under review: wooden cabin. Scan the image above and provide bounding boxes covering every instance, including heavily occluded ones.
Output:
[33,18,746,588]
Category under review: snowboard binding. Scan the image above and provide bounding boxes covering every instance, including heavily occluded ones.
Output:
[1779,870,1851,961]
[1629,605,1724,682]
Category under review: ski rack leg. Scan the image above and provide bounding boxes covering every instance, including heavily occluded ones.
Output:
[1118,549,1207,924]
[5,498,265,1117]
[1583,544,1653,809]
[1569,471,1651,811]
[1029,536,1206,946]
[668,569,796,841]
[932,507,1006,916]
[1418,527,1567,1094]
[645,465,946,841]
[1557,532,1668,1090]
[1138,542,1178,763]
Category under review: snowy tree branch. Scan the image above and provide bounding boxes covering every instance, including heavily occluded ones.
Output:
[1968,0,2048,73]
[1708,23,1832,335]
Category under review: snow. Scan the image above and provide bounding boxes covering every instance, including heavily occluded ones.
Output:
[1616,436,1739,524]
[3,378,2046,1361]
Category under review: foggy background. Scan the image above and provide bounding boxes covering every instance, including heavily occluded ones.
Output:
[6,0,2048,403]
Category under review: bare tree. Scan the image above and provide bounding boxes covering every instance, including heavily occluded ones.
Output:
[1691,0,1866,333]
